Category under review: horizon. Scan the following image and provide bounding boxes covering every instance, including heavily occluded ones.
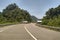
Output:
[0,0,60,19]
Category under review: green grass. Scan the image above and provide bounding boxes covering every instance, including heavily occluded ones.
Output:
[0,22,20,27]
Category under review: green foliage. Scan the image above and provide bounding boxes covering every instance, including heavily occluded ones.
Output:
[42,19,48,25]
[42,5,60,27]
[0,3,32,24]
[48,16,60,27]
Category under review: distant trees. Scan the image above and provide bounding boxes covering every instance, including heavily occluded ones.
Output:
[0,3,32,24]
[42,5,60,27]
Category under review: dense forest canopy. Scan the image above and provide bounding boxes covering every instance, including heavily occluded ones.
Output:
[42,5,60,27]
[0,3,33,24]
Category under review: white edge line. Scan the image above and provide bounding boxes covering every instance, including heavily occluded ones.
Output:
[24,27,37,40]
[0,28,9,32]
[0,30,4,32]
[0,25,15,32]
[0,28,8,32]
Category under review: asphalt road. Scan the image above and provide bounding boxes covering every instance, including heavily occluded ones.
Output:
[0,23,60,40]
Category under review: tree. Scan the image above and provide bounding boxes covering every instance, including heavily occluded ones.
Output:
[42,5,60,27]
[0,3,32,24]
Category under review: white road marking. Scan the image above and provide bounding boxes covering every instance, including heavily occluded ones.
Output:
[24,27,37,40]
[0,30,4,32]
[0,25,16,32]
[0,28,8,32]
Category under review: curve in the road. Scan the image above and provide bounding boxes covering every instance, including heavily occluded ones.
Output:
[24,27,38,40]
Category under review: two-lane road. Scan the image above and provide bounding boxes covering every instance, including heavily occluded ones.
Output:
[0,24,34,40]
[0,23,60,40]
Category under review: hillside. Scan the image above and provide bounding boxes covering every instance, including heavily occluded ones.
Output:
[42,5,60,27]
[0,3,32,24]
[31,16,38,22]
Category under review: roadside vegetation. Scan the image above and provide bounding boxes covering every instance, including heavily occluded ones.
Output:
[42,5,60,27]
[0,3,33,24]
[36,5,60,31]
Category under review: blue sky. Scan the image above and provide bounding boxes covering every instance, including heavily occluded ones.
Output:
[0,0,60,19]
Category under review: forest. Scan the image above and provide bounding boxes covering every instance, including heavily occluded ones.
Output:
[42,5,60,27]
[0,3,33,24]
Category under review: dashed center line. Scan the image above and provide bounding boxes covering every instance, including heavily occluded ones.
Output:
[24,27,37,40]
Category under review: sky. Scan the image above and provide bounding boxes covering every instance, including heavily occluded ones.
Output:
[0,0,60,19]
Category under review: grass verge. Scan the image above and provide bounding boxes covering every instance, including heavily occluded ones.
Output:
[36,24,60,32]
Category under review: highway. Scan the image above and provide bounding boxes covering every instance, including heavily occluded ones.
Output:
[0,23,60,40]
